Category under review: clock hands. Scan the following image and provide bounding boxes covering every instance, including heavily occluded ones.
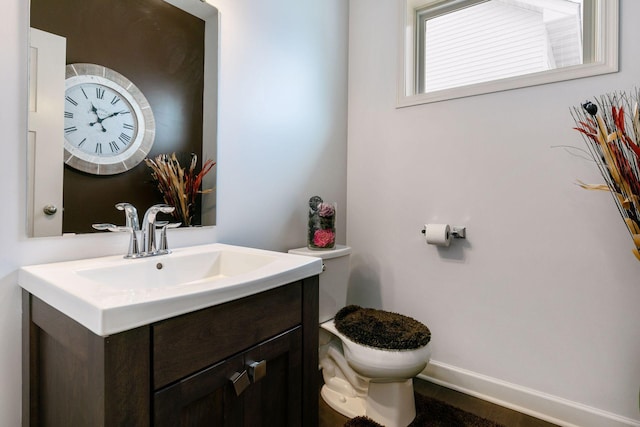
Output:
[89,106,127,132]
[102,110,125,121]
[88,103,107,132]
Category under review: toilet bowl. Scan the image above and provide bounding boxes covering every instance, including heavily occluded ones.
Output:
[320,318,431,427]
[322,320,431,380]
[288,245,431,427]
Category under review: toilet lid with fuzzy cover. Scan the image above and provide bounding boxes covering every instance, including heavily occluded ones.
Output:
[334,305,431,350]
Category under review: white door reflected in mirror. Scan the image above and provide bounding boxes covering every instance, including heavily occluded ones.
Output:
[28,28,65,237]
[398,0,619,107]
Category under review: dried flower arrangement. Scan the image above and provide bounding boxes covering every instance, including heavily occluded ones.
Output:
[145,152,216,226]
[571,89,640,261]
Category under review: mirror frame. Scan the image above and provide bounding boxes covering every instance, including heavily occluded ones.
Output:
[397,0,619,107]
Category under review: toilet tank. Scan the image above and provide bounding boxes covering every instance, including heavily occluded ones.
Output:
[288,245,351,323]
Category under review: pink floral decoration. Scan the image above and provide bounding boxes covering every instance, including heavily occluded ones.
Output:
[318,202,335,217]
[313,229,335,248]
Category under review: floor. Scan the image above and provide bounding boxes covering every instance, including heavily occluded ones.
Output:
[319,378,559,427]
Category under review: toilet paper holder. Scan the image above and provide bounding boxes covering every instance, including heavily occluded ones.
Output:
[420,225,466,239]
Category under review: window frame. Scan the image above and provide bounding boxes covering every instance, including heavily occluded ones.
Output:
[397,0,619,107]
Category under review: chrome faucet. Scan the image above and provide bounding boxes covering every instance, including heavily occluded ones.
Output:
[115,203,140,256]
[141,204,175,254]
[93,203,179,258]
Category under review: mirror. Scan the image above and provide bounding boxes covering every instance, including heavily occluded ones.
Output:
[398,0,618,106]
[27,0,218,237]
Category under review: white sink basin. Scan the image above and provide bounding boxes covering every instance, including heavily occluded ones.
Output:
[19,243,322,336]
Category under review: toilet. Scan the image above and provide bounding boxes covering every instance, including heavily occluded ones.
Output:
[288,245,431,427]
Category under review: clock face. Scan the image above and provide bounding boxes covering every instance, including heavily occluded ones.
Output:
[63,64,155,175]
[64,83,138,157]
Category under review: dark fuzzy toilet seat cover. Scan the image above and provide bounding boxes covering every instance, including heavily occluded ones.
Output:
[334,305,431,350]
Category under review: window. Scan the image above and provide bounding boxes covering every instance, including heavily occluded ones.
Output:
[398,0,618,107]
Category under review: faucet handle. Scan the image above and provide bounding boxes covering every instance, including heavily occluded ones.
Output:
[92,223,126,232]
[92,223,140,258]
[159,222,182,251]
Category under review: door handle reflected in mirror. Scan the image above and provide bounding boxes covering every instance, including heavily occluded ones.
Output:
[43,205,58,216]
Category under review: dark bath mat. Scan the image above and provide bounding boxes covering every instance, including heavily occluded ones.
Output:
[343,393,506,427]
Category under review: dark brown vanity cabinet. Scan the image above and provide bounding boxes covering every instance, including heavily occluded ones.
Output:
[23,276,319,427]
[155,328,302,426]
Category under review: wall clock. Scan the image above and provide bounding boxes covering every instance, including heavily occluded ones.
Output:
[63,63,156,175]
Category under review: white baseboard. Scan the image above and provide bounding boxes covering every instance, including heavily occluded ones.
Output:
[419,360,640,427]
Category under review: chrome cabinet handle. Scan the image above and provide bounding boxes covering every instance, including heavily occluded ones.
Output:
[248,360,267,383]
[230,370,250,396]
[43,205,58,216]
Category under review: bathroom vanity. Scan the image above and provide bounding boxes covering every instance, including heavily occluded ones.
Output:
[19,243,322,426]
[23,277,318,426]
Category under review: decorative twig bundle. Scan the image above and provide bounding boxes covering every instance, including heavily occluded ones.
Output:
[145,153,216,226]
[571,89,640,261]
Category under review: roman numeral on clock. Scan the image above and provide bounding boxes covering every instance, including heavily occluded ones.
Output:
[95,143,102,154]
[119,133,132,145]
[109,141,120,152]
[111,96,121,105]
[64,126,77,134]
[96,88,105,99]
[65,96,78,106]
[64,112,73,119]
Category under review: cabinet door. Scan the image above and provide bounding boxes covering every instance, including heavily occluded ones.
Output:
[243,327,302,426]
[154,353,244,427]
[154,327,302,427]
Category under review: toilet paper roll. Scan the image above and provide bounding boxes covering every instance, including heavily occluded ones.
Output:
[424,224,451,247]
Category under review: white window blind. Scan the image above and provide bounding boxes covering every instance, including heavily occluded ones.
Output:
[418,0,584,93]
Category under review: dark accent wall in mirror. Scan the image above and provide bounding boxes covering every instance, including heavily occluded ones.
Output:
[29,0,217,235]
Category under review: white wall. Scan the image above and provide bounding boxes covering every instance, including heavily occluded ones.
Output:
[347,1,640,426]
[0,0,348,425]
[213,0,349,251]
